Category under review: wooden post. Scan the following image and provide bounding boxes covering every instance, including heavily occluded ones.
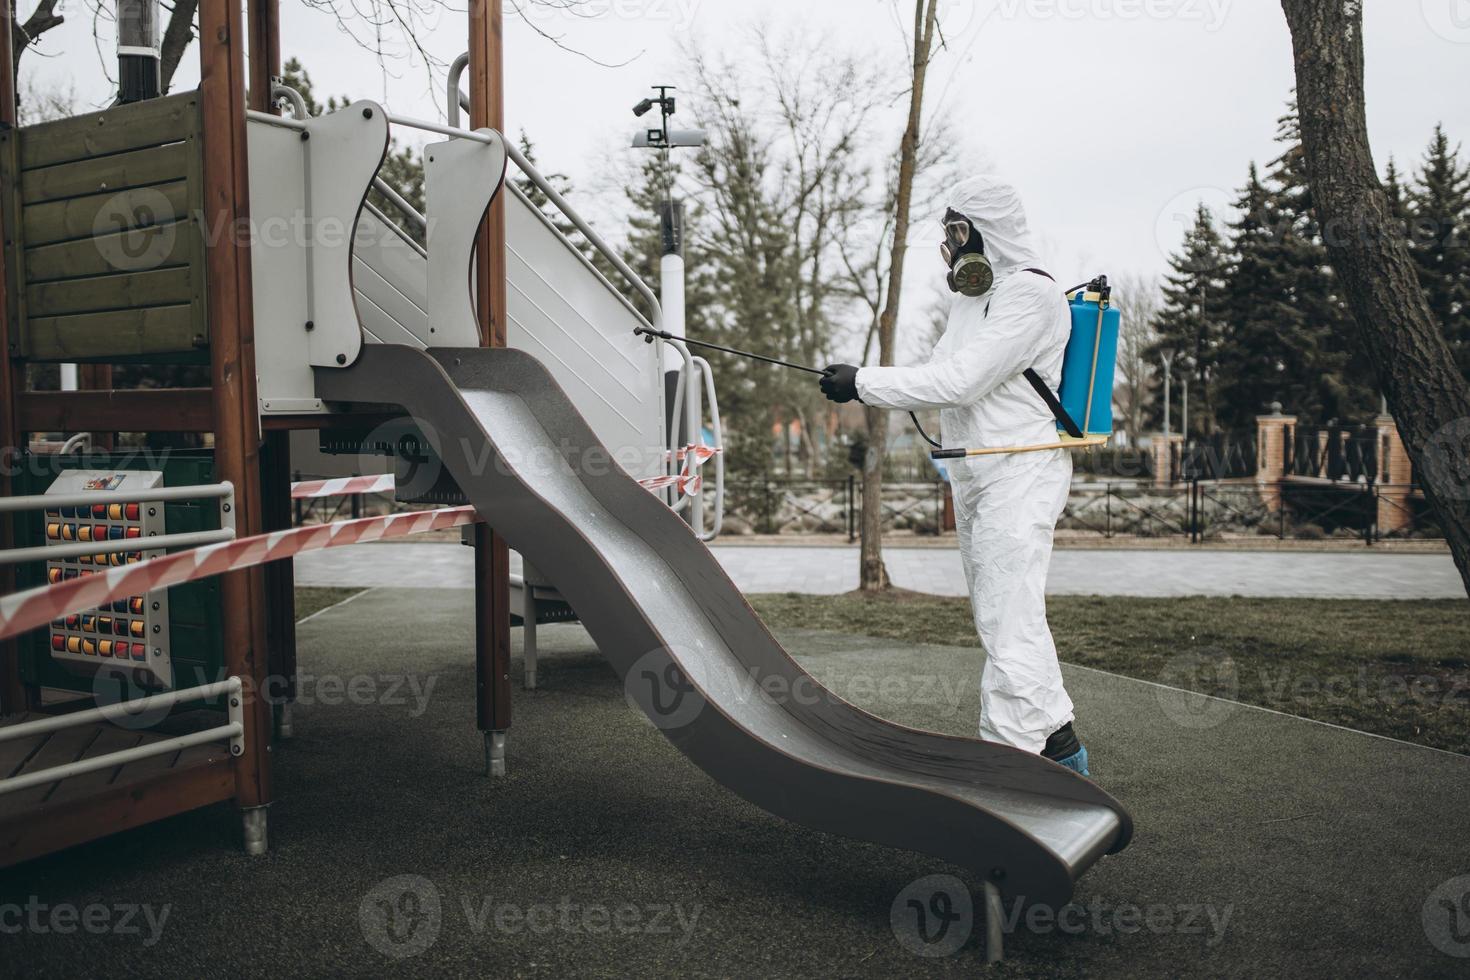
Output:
[247,0,293,737]
[247,0,280,112]
[199,0,272,818]
[469,0,513,747]
[0,0,26,716]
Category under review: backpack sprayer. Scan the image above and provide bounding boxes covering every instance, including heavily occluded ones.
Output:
[634,274,1120,460]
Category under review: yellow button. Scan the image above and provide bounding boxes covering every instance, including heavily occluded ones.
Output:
[130,620,145,637]
[46,522,60,540]
[108,504,124,520]
[82,639,96,656]
[61,524,75,541]
[78,526,92,542]
[66,636,82,654]
[99,640,113,657]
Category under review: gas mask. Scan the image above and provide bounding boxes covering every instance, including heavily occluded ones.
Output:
[941,207,994,298]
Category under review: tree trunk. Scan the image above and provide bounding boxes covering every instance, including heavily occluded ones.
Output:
[1280,0,1470,596]
[161,0,201,92]
[859,0,940,591]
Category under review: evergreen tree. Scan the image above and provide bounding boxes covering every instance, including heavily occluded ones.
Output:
[1407,125,1470,378]
[280,58,424,225]
[1262,103,1377,423]
[1148,203,1229,436]
[1216,164,1309,430]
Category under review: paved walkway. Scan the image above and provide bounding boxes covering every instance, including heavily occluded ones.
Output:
[293,541,1466,599]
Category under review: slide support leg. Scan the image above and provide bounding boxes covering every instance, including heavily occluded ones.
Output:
[485,731,507,778]
[242,806,269,857]
[984,880,1004,964]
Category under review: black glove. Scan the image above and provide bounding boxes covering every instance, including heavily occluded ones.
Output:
[820,364,862,404]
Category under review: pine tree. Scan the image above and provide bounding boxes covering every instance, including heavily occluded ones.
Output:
[1216,164,1309,430]
[1407,125,1470,378]
[1148,203,1229,436]
[1260,101,1376,423]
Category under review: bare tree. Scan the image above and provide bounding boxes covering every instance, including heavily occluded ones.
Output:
[858,0,940,591]
[1280,0,1470,595]
[1112,272,1161,443]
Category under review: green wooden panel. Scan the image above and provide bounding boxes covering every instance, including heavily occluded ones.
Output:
[21,180,191,248]
[4,93,209,362]
[17,93,201,171]
[23,221,195,282]
[24,304,203,360]
[25,266,195,318]
[21,142,192,206]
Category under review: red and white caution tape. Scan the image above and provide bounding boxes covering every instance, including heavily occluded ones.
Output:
[0,507,477,643]
[290,473,397,499]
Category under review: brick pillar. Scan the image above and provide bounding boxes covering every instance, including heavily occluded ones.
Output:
[1256,409,1297,512]
[1375,414,1414,535]
[1151,433,1185,487]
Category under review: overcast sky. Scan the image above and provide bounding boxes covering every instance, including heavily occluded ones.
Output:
[18,0,1470,349]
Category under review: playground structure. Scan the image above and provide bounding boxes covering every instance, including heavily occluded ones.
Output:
[0,0,1132,941]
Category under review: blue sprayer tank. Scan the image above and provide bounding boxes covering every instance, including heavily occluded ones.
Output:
[1057,283,1122,436]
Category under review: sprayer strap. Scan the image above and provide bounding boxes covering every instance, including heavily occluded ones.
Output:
[1009,269,1085,439]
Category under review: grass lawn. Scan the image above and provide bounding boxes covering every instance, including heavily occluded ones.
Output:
[294,586,1469,754]
[749,592,1470,755]
[295,586,364,622]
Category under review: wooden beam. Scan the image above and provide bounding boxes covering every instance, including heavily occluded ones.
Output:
[198,0,271,810]
[0,757,235,868]
[17,388,215,432]
[469,0,512,736]
[0,0,27,716]
[247,0,280,113]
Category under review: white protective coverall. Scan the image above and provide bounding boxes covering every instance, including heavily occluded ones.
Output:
[856,175,1074,754]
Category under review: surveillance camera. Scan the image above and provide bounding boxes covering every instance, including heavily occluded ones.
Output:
[633,98,655,117]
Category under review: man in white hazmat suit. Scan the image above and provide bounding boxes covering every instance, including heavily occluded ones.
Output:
[818,175,1089,775]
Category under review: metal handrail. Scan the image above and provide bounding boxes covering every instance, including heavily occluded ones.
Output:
[0,678,245,797]
[0,481,234,514]
[692,355,724,541]
[1,529,235,567]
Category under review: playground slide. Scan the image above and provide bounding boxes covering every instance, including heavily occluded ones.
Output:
[315,345,1132,907]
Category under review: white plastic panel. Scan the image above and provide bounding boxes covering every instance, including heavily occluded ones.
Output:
[424,130,506,348]
[353,206,430,347]
[249,101,387,414]
[350,183,665,480]
[503,186,665,480]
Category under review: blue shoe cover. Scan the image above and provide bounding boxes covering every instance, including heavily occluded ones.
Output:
[1055,745,1089,776]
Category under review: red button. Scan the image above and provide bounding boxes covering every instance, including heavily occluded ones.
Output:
[126,527,142,539]
[125,503,140,521]
[91,504,106,518]
[51,635,64,651]
[130,597,145,614]
[132,645,148,662]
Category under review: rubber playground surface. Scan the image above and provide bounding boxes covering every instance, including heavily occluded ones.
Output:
[5,587,1468,977]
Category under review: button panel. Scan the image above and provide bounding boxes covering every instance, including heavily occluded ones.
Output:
[43,470,173,689]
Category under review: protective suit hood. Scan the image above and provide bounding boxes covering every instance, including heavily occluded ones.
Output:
[948,175,1044,285]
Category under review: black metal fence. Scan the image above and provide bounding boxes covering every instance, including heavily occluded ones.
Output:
[723,477,1439,543]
